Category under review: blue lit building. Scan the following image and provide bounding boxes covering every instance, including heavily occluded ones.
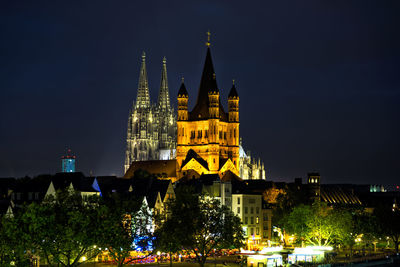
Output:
[61,149,76,173]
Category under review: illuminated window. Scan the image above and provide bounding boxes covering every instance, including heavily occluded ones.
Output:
[256,227,259,235]
[256,217,259,224]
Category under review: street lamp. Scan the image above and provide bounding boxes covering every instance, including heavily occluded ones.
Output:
[157,251,161,267]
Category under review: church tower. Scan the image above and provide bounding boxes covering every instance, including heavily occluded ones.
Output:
[157,57,176,159]
[125,53,177,174]
[124,53,159,173]
[176,36,240,178]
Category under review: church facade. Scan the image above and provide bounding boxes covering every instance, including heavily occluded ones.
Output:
[124,53,176,174]
[176,47,240,178]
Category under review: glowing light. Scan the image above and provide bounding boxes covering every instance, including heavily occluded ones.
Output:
[260,246,283,253]
[293,246,332,255]
[81,256,87,262]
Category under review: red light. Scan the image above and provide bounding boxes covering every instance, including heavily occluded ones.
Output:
[397,185,399,189]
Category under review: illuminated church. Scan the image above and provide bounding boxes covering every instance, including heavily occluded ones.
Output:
[124,53,176,174]
[176,45,240,178]
[125,40,265,181]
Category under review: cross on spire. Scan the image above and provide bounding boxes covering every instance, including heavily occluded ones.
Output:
[206,30,211,47]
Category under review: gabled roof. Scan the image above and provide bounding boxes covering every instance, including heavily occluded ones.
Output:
[320,185,362,205]
[189,48,228,121]
[0,178,16,198]
[94,176,131,195]
[0,199,13,215]
[181,149,209,170]
[124,160,177,179]
[50,173,98,193]
[221,170,242,182]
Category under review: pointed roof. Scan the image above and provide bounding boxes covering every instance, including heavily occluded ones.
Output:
[158,57,171,111]
[181,149,209,170]
[228,83,239,98]
[177,80,188,97]
[190,48,228,121]
[136,52,151,109]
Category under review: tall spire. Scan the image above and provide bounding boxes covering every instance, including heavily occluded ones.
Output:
[158,57,170,111]
[136,51,150,108]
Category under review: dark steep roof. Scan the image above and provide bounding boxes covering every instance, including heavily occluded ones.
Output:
[181,149,209,170]
[228,84,239,98]
[189,48,228,121]
[177,82,188,97]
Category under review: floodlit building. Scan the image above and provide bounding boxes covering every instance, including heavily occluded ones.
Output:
[124,54,176,173]
[61,149,76,173]
[232,193,272,250]
[176,43,240,178]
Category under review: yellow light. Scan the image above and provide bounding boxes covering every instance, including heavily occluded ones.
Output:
[260,246,283,253]
[157,251,161,256]
[81,256,87,262]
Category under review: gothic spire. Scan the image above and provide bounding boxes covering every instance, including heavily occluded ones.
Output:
[158,57,171,111]
[136,52,150,108]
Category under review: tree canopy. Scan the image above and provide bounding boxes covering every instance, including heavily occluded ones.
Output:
[154,187,244,267]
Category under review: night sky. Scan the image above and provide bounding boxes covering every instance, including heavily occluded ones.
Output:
[1,1,399,184]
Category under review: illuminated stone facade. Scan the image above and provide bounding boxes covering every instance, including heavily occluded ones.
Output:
[176,47,240,178]
[239,143,266,180]
[124,53,176,174]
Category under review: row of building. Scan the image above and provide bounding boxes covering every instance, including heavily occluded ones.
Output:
[2,170,398,250]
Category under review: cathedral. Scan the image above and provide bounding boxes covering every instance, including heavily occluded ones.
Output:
[124,42,265,181]
[124,53,176,174]
[176,46,240,178]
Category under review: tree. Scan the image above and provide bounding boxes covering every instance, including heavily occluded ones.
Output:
[20,190,104,267]
[153,215,181,267]
[156,187,244,267]
[0,214,31,266]
[374,206,400,253]
[285,202,352,247]
[98,195,154,267]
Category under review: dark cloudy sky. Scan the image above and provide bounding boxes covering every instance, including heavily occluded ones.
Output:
[1,1,399,184]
